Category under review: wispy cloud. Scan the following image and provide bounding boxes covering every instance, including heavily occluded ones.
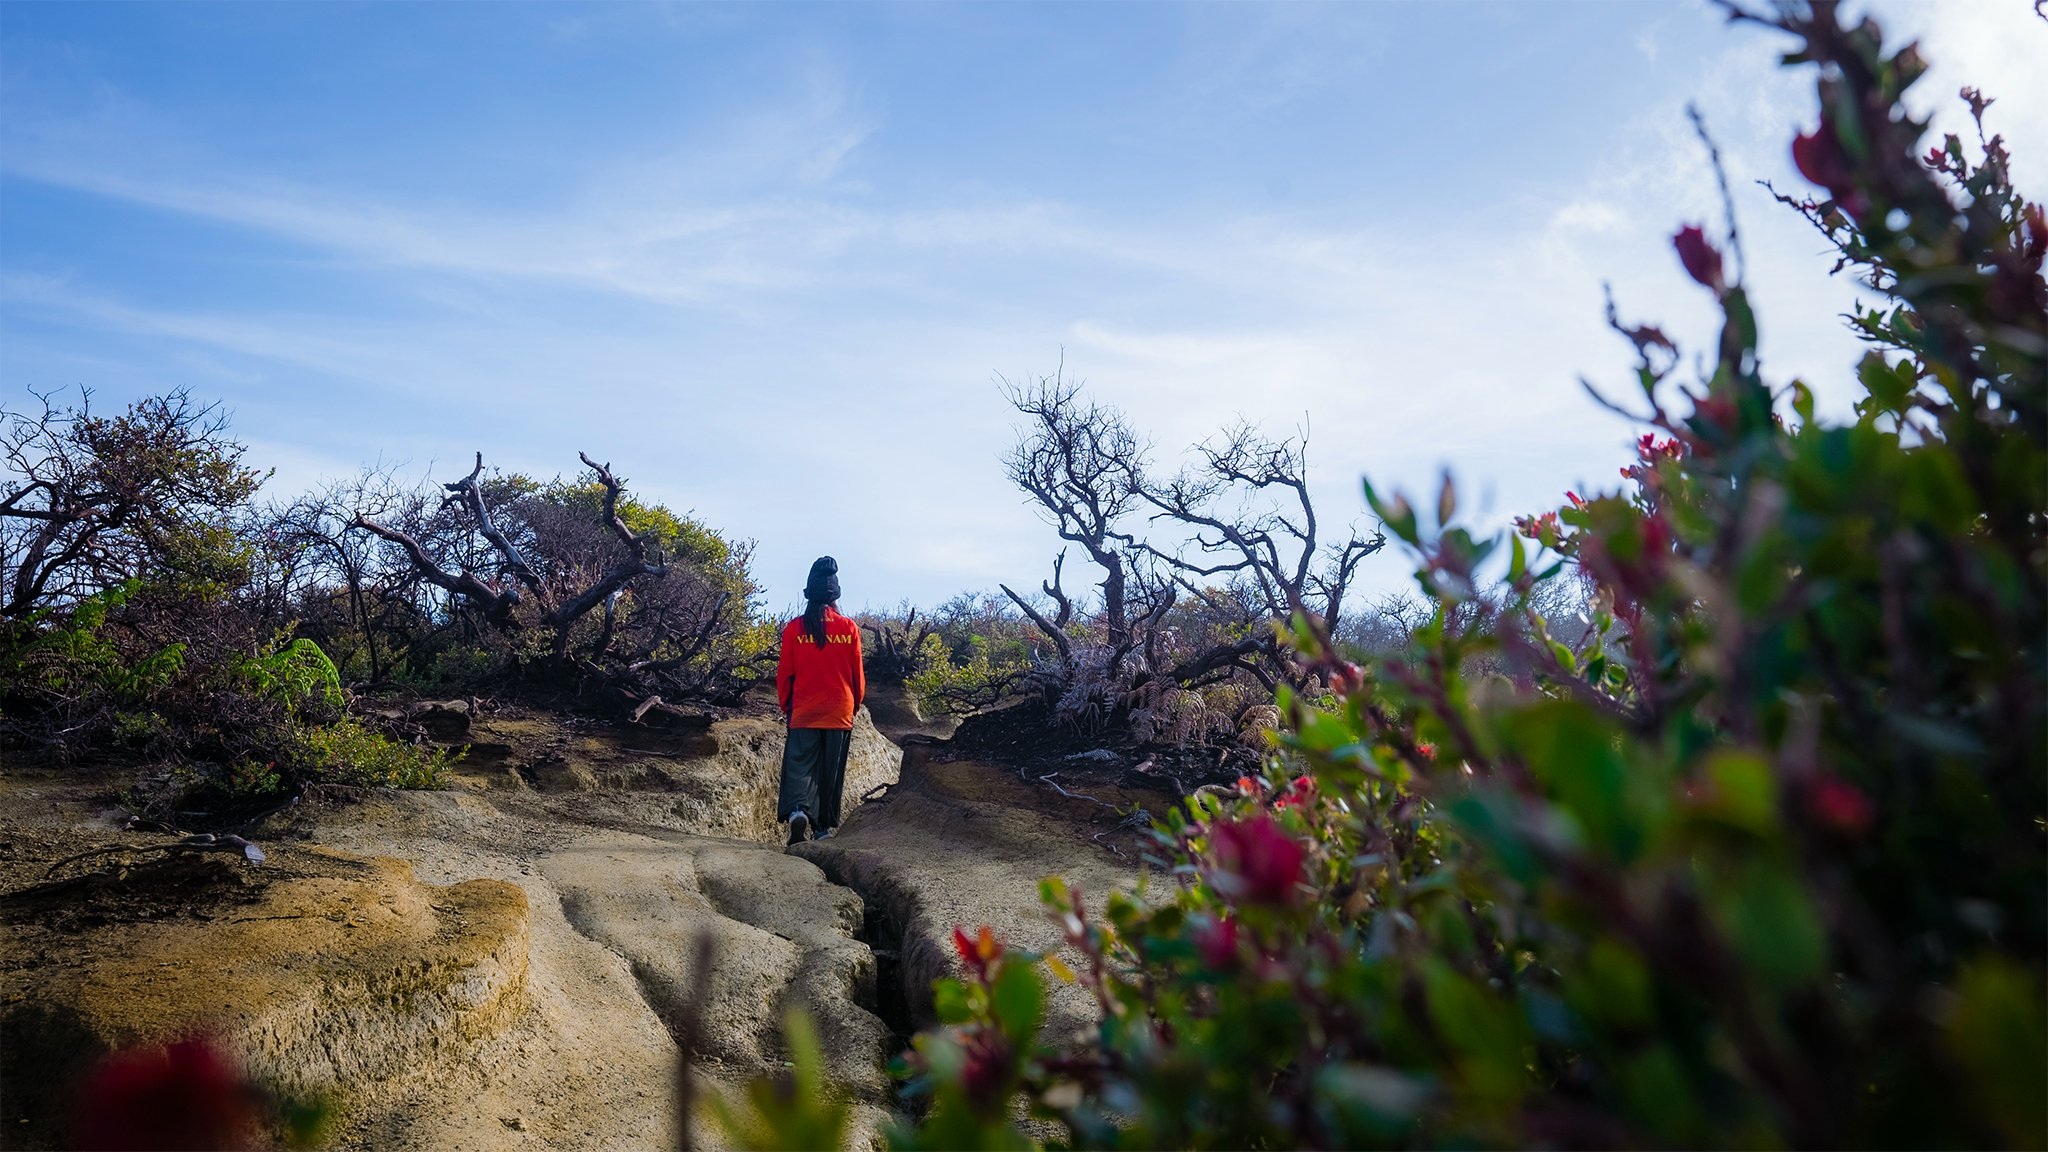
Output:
[2,1,2040,608]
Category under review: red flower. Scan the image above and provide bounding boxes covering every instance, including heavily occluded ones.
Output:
[1416,742,1437,760]
[1514,510,1563,545]
[1208,814,1305,906]
[1808,777,1874,836]
[1641,510,1671,559]
[1673,225,1726,292]
[73,1037,257,1152]
[1273,774,1317,810]
[1792,121,1867,217]
[1235,775,1262,797]
[1693,393,1737,435]
[1565,490,1587,509]
[1792,124,1850,192]
[1193,915,1241,971]
[951,924,1004,980]
[1325,661,1364,695]
[1636,434,1681,462]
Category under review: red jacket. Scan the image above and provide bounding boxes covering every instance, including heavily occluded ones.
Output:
[776,607,865,729]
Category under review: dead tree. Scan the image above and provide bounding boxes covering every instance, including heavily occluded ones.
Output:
[998,373,1152,681]
[269,470,416,684]
[350,451,668,654]
[1000,549,1074,664]
[1139,421,1385,688]
[861,603,935,683]
[995,376,1386,740]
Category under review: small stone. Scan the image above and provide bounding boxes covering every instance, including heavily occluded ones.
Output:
[500,1116,525,1131]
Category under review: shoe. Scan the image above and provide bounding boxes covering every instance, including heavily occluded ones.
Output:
[815,827,835,841]
[786,809,810,846]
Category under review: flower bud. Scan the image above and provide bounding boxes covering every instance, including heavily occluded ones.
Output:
[1208,814,1306,906]
[1673,225,1726,292]
[1808,777,1874,837]
[73,1037,257,1152]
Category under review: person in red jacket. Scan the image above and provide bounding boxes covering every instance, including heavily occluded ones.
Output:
[775,556,865,846]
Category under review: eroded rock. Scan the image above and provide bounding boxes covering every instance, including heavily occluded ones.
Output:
[0,848,528,1147]
[543,835,893,1101]
[414,701,474,743]
[793,743,1144,1042]
[445,707,902,846]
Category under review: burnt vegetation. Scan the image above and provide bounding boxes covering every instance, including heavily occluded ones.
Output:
[882,373,1397,764]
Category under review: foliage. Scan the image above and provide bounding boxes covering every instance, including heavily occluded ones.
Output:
[231,636,344,718]
[287,717,449,791]
[301,454,768,703]
[0,403,763,812]
[905,631,1031,718]
[3,573,446,806]
[1,388,265,621]
[1,581,189,718]
[0,397,452,814]
[861,593,1042,716]
[884,7,2044,1149]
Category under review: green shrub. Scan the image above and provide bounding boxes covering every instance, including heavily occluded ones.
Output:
[289,717,449,791]
[3,582,444,802]
[231,636,344,718]
[871,7,2044,1149]
[907,632,1031,717]
[1,581,185,704]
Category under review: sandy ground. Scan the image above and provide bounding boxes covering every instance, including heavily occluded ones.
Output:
[303,789,899,1151]
[0,694,1158,1151]
[2,708,904,1151]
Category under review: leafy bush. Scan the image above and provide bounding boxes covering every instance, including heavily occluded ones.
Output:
[3,584,449,806]
[268,457,769,703]
[287,717,449,791]
[0,581,188,735]
[1,391,434,802]
[1,389,262,624]
[4,390,765,810]
[231,636,344,718]
[906,631,1033,718]
[875,7,2043,1149]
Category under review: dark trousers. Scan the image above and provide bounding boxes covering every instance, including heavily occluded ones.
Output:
[778,727,853,829]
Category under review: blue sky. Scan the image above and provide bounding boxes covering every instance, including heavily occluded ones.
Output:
[3,2,2042,615]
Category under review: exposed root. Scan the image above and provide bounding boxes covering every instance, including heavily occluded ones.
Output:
[41,833,267,880]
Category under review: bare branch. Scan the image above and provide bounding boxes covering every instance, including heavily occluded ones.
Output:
[629,590,731,676]
[349,512,522,627]
[1000,581,1073,662]
[443,450,545,606]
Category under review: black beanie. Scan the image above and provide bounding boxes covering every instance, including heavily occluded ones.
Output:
[804,556,840,604]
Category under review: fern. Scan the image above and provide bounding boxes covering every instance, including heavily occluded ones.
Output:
[233,636,343,716]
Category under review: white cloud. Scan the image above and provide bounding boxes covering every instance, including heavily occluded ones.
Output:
[3,1,2041,610]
